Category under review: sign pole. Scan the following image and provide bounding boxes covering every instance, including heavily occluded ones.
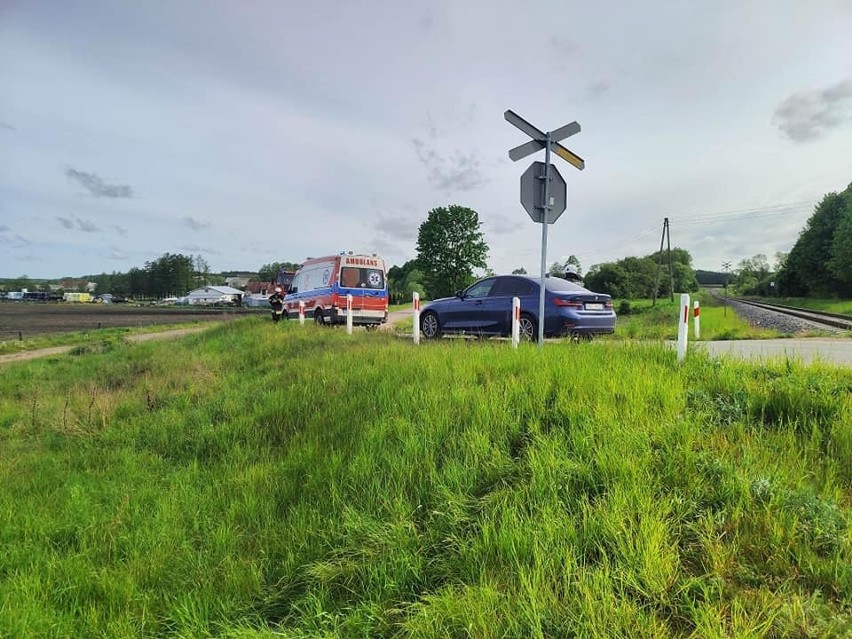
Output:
[537,132,552,348]
[505,109,584,348]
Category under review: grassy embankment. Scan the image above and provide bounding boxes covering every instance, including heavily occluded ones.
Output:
[614,293,785,341]
[1,319,850,637]
[743,297,852,315]
[0,324,208,356]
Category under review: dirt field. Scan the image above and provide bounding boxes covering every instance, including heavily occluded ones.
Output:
[0,302,260,340]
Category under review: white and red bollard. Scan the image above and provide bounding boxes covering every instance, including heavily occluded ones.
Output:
[413,292,421,345]
[677,293,690,362]
[298,300,305,325]
[693,300,700,340]
[511,297,521,348]
[346,294,353,335]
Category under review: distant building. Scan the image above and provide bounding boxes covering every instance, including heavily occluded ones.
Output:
[51,279,96,292]
[243,281,276,296]
[184,285,244,306]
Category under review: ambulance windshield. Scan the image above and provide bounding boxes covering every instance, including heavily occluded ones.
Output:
[340,267,385,289]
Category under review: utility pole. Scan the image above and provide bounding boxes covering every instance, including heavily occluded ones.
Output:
[722,261,732,317]
[666,218,674,302]
[652,218,674,306]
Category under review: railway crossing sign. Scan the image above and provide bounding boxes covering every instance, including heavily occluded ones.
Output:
[520,161,566,224]
[505,109,586,347]
[506,111,585,169]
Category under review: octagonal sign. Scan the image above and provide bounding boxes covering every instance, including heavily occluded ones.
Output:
[520,161,567,224]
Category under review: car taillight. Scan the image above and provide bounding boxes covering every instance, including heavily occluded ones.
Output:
[605,300,613,309]
[331,293,339,309]
[552,298,583,309]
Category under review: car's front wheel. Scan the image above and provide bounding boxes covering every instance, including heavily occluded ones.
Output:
[420,311,441,339]
[519,313,537,341]
[314,308,324,326]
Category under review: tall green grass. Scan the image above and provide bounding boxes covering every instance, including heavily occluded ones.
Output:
[1,318,849,637]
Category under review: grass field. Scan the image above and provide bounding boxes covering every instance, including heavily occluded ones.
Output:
[1,319,850,637]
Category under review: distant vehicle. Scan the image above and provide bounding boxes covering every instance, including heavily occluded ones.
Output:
[275,269,296,291]
[284,252,388,327]
[419,275,616,340]
[23,291,53,302]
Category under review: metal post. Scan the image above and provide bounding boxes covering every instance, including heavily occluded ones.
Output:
[511,296,521,348]
[693,300,700,340]
[413,292,420,345]
[298,300,305,325]
[538,131,552,348]
[666,218,675,302]
[346,294,353,335]
[677,293,690,362]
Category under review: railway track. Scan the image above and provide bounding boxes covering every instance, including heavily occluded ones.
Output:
[729,298,852,331]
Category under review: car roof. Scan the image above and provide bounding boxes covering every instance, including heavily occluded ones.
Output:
[475,274,591,293]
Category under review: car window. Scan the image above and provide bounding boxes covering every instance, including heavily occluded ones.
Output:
[490,277,535,297]
[464,278,495,299]
[543,278,589,293]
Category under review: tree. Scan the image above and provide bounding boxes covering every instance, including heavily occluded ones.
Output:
[785,187,850,296]
[258,261,302,282]
[827,188,852,290]
[511,267,528,275]
[388,259,421,304]
[416,205,489,299]
[584,263,628,298]
[548,255,582,277]
[194,255,211,286]
[582,247,698,298]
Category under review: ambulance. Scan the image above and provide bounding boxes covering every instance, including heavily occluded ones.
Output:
[284,252,388,327]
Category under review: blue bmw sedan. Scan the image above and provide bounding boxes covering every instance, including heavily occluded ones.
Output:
[419,275,616,340]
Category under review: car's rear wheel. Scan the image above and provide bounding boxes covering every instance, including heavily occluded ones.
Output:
[420,311,441,339]
[314,308,324,326]
[519,313,536,341]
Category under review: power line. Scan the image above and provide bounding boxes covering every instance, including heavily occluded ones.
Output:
[671,199,816,225]
[581,198,817,265]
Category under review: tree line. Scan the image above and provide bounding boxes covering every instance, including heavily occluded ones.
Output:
[730,181,851,297]
[2,256,312,299]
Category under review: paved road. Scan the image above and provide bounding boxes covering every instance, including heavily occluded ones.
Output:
[693,338,852,366]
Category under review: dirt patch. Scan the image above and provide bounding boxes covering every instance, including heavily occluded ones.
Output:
[0,302,251,340]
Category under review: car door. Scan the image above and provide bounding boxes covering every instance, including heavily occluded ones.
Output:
[442,278,496,331]
[485,277,536,334]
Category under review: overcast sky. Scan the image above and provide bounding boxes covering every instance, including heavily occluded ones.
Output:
[2,0,852,279]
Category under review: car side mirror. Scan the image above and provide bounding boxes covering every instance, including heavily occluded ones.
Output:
[288,287,297,294]
[455,290,464,298]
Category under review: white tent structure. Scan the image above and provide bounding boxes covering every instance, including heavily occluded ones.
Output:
[184,286,243,306]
